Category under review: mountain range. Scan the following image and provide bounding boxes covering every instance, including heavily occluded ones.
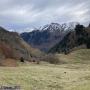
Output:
[0,22,89,63]
[21,23,90,54]
[21,23,74,52]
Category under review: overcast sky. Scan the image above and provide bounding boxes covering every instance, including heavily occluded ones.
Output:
[0,0,90,33]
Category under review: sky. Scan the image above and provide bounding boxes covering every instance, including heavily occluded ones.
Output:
[0,0,90,33]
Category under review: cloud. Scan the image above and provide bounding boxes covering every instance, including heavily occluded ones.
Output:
[0,0,90,32]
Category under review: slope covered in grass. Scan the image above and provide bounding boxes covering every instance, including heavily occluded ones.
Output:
[57,49,90,64]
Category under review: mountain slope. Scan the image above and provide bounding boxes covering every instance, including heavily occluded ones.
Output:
[0,27,42,61]
[49,25,90,54]
[57,49,90,64]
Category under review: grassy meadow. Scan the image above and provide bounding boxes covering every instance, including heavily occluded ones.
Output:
[0,49,90,90]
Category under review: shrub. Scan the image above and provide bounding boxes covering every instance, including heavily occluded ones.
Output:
[42,54,60,64]
[36,60,40,64]
[20,57,24,62]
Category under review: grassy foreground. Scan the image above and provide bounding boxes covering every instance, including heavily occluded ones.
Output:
[0,63,90,90]
[0,49,90,90]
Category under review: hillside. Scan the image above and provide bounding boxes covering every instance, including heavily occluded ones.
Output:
[49,25,90,54]
[0,27,42,65]
[56,49,90,64]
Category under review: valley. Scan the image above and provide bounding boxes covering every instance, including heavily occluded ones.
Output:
[0,0,90,90]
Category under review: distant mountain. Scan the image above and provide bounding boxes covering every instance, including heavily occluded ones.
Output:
[21,23,71,52]
[0,27,42,61]
[49,25,90,54]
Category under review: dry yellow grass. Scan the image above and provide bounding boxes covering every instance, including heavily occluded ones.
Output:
[0,49,90,90]
[56,49,90,64]
[0,63,90,90]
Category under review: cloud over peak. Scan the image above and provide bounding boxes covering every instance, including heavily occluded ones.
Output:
[0,0,90,32]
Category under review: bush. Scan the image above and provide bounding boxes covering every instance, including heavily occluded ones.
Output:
[42,54,60,64]
[20,57,24,62]
[36,60,40,64]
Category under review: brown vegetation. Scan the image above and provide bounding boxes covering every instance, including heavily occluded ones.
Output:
[0,43,13,58]
[0,58,17,67]
[41,54,60,64]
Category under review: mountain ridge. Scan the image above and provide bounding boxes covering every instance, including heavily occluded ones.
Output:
[21,23,73,52]
[49,24,90,54]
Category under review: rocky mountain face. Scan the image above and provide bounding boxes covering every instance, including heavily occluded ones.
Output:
[0,27,42,61]
[49,25,90,54]
[21,23,72,52]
